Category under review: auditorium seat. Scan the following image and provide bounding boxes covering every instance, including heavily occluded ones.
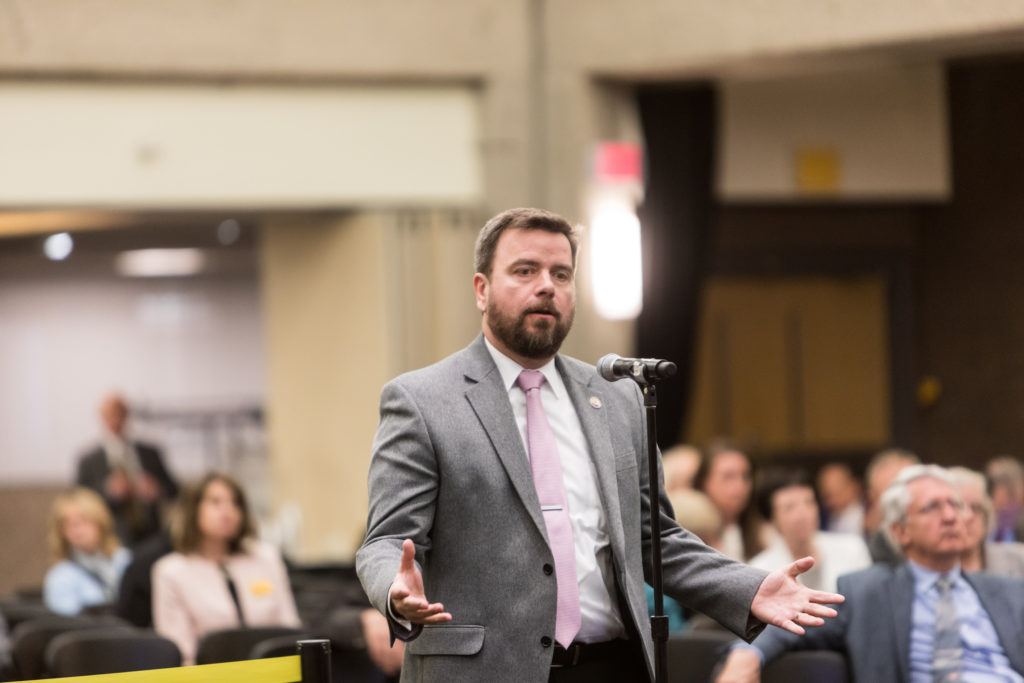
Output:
[765,650,849,683]
[0,598,53,631]
[665,630,849,683]
[250,635,391,683]
[666,630,737,682]
[195,625,311,665]
[45,627,181,677]
[9,614,131,679]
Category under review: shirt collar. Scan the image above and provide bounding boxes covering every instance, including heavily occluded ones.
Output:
[906,558,963,595]
[483,336,565,400]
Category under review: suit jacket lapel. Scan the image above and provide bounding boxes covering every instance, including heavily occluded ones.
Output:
[889,564,915,683]
[462,337,547,542]
[557,357,627,564]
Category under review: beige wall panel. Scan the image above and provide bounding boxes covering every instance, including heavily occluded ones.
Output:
[799,278,890,447]
[261,213,391,561]
[0,485,62,595]
[0,82,482,209]
[687,276,889,453]
[718,65,950,199]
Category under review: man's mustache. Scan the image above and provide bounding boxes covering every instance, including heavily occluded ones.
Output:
[523,306,560,320]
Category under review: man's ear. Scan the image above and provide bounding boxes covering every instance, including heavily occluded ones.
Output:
[889,521,909,548]
[473,273,488,313]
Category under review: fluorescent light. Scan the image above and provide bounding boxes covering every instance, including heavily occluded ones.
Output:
[43,232,74,261]
[590,200,643,320]
[115,248,205,277]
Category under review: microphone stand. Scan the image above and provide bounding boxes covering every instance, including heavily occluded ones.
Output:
[623,363,670,683]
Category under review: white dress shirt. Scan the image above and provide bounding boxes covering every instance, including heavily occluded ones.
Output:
[485,339,625,643]
[747,530,872,592]
[101,432,142,476]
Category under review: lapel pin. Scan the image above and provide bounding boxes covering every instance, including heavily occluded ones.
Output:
[589,396,602,409]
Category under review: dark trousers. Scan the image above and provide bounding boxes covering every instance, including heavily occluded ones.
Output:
[547,639,649,683]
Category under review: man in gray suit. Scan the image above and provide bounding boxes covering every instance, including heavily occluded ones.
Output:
[716,464,1024,683]
[357,208,843,682]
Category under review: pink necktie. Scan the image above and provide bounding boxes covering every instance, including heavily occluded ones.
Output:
[517,369,581,648]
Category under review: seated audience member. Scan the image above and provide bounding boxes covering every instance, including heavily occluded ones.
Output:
[816,463,865,536]
[76,393,179,548]
[695,440,766,560]
[715,465,1024,683]
[153,473,300,665]
[44,488,132,616]
[748,469,871,593]
[985,455,1024,542]
[949,466,1024,579]
[661,444,703,493]
[646,488,726,633]
[863,448,919,565]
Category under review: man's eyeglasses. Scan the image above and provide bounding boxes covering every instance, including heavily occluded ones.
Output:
[911,498,965,516]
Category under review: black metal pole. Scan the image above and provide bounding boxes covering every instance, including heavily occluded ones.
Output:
[297,639,331,683]
[644,384,669,683]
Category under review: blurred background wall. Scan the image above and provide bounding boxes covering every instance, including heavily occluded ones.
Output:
[2,0,1024,592]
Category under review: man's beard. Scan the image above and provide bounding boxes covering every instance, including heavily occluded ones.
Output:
[486,299,574,361]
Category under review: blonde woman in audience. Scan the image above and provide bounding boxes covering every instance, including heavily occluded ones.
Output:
[949,466,1024,578]
[153,472,300,665]
[44,487,132,616]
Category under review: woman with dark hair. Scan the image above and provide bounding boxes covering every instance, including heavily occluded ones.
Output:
[694,440,767,561]
[44,487,131,615]
[152,472,300,664]
[747,467,870,592]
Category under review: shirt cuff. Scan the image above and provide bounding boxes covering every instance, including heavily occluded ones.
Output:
[386,584,413,632]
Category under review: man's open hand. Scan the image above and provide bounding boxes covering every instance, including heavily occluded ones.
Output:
[749,556,843,635]
[390,539,453,624]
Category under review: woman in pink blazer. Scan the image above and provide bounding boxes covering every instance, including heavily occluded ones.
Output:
[152,472,300,664]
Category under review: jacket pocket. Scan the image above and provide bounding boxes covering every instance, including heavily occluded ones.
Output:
[407,624,486,656]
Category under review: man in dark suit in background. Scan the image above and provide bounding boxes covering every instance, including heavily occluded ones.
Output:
[76,393,178,548]
[716,464,1024,683]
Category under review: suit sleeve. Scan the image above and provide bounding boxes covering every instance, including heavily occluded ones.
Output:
[625,382,769,640]
[139,445,179,499]
[355,380,440,642]
[75,451,107,498]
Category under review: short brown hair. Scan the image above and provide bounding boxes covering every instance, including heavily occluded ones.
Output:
[173,472,255,554]
[48,488,121,562]
[473,208,579,277]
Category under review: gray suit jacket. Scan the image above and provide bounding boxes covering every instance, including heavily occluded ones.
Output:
[751,563,1024,683]
[356,336,769,683]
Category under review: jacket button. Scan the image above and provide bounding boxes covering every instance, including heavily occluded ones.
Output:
[541,636,552,648]
[543,563,553,575]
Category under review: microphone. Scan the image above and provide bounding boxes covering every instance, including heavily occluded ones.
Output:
[597,353,677,383]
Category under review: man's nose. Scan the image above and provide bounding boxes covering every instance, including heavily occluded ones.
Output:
[535,271,555,295]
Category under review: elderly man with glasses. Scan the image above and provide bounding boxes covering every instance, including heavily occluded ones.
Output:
[717,464,1024,683]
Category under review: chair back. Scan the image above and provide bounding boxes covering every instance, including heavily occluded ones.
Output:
[10,614,130,679]
[46,627,182,677]
[196,626,309,664]
[249,633,304,659]
[764,650,849,683]
[666,630,739,683]
[0,599,54,631]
